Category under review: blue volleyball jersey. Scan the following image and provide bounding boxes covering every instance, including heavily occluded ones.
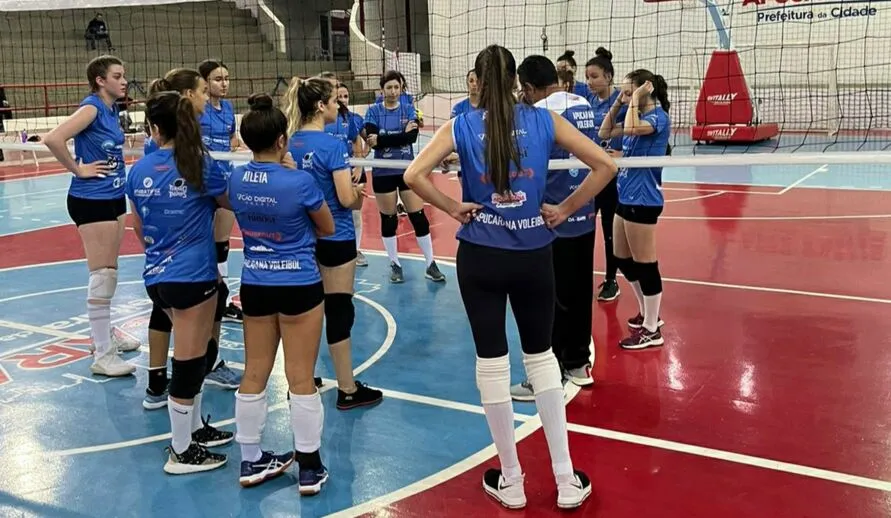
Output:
[144,137,159,156]
[591,89,626,151]
[450,98,478,118]
[228,162,325,287]
[199,99,235,176]
[69,94,126,200]
[289,130,354,242]
[535,92,597,238]
[324,111,360,155]
[452,104,556,250]
[572,81,591,100]
[364,102,417,177]
[125,150,227,286]
[618,106,671,207]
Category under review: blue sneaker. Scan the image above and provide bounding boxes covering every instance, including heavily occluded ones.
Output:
[205,360,242,390]
[239,450,295,488]
[298,465,329,496]
[143,388,168,410]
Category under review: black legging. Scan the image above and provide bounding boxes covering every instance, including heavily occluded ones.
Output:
[456,240,554,359]
[595,178,618,281]
[551,231,594,370]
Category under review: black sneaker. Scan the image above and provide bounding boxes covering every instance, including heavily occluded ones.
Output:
[336,381,383,410]
[163,442,227,475]
[222,302,243,322]
[192,415,234,447]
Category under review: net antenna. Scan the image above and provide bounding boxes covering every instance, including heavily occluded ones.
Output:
[688,0,780,143]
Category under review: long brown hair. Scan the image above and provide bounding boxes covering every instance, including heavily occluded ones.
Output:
[145,91,207,191]
[283,76,334,135]
[474,45,521,195]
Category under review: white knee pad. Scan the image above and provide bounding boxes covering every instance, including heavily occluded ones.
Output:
[235,390,268,445]
[523,350,563,395]
[476,355,511,405]
[88,267,118,304]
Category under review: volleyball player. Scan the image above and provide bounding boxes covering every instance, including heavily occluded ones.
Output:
[450,69,479,118]
[198,59,245,326]
[404,45,617,510]
[612,70,671,350]
[587,47,623,302]
[332,82,369,267]
[365,71,443,284]
[556,50,592,99]
[285,77,384,410]
[126,90,234,474]
[43,55,140,378]
[231,94,334,492]
[510,55,598,401]
[140,69,238,410]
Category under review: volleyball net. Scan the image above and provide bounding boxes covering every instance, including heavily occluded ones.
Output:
[1,0,891,169]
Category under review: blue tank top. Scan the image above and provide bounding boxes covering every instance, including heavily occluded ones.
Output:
[535,92,597,238]
[364,102,417,177]
[199,99,235,176]
[618,106,671,207]
[450,98,479,118]
[69,94,126,200]
[453,104,556,251]
[324,111,361,156]
[590,89,626,151]
[289,130,354,242]
[125,150,227,286]
[228,162,325,287]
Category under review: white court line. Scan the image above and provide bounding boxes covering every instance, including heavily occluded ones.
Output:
[0,320,86,340]
[665,191,726,203]
[0,221,70,238]
[0,187,68,200]
[35,292,397,458]
[778,164,829,195]
[662,186,780,196]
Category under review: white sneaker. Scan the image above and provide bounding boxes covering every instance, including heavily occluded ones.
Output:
[90,350,136,377]
[557,470,592,509]
[111,327,142,352]
[483,469,526,509]
[566,364,594,387]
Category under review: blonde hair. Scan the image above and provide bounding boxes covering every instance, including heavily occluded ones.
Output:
[284,76,334,135]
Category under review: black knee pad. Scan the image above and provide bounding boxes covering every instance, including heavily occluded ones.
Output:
[636,261,663,296]
[215,241,230,264]
[169,356,207,399]
[616,257,638,282]
[148,304,172,333]
[324,293,355,344]
[407,210,430,237]
[380,213,398,238]
[215,281,229,322]
[205,337,219,375]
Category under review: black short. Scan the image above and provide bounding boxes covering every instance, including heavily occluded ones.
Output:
[316,239,358,268]
[594,178,618,213]
[239,282,325,317]
[616,203,663,225]
[146,280,218,311]
[371,173,410,194]
[66,195,126,227]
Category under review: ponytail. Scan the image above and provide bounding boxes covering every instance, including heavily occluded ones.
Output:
[284,76,302,136]
[173,96,206,191]
[652,74,670,112]
[475,45,521,195]
[284,76,334,135]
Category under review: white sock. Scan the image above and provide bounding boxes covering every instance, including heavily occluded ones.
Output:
[168,398,194,454]
[353,210,363,250]
[87,302,112,355]
[483,401,522,480]
[524,350,573,480]
[191,389,204,433]
[236,390,268,462]
[289,390,324,453]
[218,261,228,279]
[477,355,521,480]
[631,281,645,315]
[416,234,435,267]
[382,236,400,266]
[643,293,663,332]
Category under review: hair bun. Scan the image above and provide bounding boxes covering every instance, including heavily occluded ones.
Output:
[595,47,612,61]
[248,93,274,111]
[564,50,575,58]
